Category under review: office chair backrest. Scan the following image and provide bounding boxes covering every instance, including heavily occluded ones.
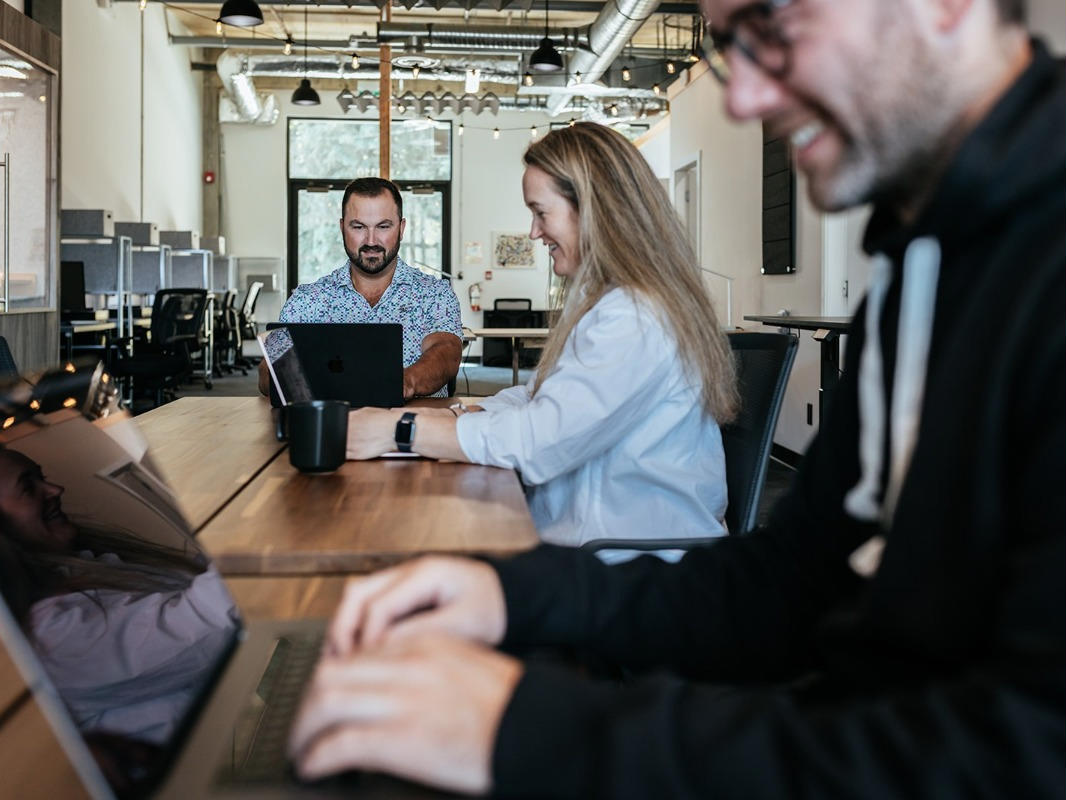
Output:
[151,289,209,348]
[494,298,531,311]
[221,288,238,313]
[721,331,798,536]
[60,261,88,312]
[241,282,264,318]
[0,336,17,377]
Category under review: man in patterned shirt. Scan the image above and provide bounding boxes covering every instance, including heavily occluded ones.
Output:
[258,177,462,399]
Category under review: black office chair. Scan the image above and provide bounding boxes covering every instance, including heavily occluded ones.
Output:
[234,282,264,370]
[580,330,798,553]
[111,289,209,410]
[213,288,242,376]
[0,335,17,377]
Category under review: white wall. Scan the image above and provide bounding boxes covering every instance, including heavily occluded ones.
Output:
[1,0,24,13]
[667,63,822,454]
[1030,0,1066,53]
[61,1,202,231]
[220,102,555,350]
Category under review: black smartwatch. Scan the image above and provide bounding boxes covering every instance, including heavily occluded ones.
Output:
[394,412,417,453]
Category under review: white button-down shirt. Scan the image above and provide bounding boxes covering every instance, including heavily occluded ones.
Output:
[457,287,727,550]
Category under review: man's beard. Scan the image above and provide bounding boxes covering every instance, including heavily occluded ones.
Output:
[347,242,401,276]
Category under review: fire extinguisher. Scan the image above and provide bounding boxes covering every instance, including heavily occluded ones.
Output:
[468,282,482,312]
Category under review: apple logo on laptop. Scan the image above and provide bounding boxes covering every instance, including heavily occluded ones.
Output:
[327,356,344,373]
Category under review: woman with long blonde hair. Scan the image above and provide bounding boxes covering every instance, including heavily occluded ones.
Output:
[347,122,737,556]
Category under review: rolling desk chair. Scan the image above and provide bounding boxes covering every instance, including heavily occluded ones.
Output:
[110,289,209,410]
[580,331,798,553]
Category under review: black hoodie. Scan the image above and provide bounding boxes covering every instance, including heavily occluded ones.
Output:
[489,41,1066,798]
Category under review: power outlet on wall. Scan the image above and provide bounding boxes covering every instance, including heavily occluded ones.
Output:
[806,403,813,426]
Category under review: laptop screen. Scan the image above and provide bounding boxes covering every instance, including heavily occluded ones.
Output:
[0,363,244,793]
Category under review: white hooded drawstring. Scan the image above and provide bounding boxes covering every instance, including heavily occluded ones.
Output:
[844,236,942,528]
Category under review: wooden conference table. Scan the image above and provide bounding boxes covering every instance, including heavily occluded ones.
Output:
[137,395,540,619]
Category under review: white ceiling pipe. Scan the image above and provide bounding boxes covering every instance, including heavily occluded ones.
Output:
[545,0,662,116]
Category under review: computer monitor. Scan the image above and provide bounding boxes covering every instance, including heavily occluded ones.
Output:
[60,260,88,312]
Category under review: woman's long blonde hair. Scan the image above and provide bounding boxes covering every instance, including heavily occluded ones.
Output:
[526,122,738,421]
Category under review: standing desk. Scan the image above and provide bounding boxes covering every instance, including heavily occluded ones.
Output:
[743,315,852,423]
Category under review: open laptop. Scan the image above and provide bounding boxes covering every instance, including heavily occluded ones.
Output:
[0,364,440,798]
[263,323,404,409]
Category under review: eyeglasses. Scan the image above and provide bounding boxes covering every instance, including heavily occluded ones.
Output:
[701,0,797,85]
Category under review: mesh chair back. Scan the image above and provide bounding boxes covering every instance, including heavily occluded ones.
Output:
[721,331,798,535]
[151,289,209,348]
[0,336,17,377]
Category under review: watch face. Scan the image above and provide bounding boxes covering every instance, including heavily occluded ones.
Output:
[395,412,416,450]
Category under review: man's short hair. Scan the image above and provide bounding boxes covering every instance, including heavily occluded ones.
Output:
[341,177,403,220]
[997,0,1025,23]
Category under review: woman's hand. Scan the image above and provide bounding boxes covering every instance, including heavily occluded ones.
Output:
[288,634,522,795]
[326,556,508,655]
[346,407,400,460]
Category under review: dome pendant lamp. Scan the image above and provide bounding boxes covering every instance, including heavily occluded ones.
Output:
[529,0,564,72]
[291,2,321,106]
[218,0,263,27]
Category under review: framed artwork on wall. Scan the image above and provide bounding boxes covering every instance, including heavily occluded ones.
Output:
[492,232,535,269]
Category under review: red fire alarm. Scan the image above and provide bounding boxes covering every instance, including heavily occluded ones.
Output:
[484,270,493,281]
[203,171,216,184]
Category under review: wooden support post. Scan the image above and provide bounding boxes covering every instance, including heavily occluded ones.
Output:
[379,5,391,178]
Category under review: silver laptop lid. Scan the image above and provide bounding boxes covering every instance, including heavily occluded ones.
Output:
[0,363,244,796]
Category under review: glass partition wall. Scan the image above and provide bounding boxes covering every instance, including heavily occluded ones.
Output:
[0,45,57,312]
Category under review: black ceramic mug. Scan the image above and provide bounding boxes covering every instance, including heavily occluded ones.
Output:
[287,400,348,473]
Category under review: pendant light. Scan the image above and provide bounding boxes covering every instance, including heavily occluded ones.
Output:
[218,0,263,27]
[291,2,320,106]
[529,0,563,72]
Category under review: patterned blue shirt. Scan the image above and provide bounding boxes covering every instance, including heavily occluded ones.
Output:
[280,258,462,398]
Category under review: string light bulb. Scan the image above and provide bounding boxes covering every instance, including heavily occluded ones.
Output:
[621,65,631,82]
[568,118,575,127]
[666,61,676,75]
[412,65,420,80]
[524,71,533,87]
[530,125,537,138]
[216,19,223,34]
[457,123,464,136]
[652,83,660,97]
[351,53,360,69]
[283,37,293,56]
[610,104,619,116]
[493,127,500,140]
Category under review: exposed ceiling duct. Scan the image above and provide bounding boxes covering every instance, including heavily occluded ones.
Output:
[215,49,519,85]
[216,50,279,123]
[375,22,584,55]
[546,0,662,116]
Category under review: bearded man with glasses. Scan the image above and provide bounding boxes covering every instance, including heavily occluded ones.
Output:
[287,1,1064,796]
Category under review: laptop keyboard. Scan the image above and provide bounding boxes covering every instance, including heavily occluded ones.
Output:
[216,631,324,785]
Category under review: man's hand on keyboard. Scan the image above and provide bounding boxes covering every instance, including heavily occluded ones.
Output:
[288,633,522,794]
[326,557,507,654]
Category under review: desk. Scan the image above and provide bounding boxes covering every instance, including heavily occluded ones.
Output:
[137,396,287,531]
[744,315,852,422]
[137,396,539,578]
[470,327,551,386]
[59,319,117,363]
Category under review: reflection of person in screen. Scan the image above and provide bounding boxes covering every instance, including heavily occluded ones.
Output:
[0,447,239,746]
